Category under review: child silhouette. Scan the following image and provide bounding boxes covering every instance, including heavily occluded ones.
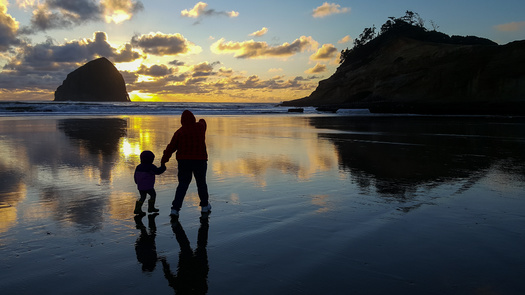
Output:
[134,150,166,215]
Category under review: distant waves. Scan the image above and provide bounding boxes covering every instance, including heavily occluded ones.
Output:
[0,101,287,116]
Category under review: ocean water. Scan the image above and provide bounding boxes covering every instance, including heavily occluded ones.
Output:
[0,101,346,116]
[1,103,525,294]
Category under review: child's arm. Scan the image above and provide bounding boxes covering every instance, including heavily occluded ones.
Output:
[152,163,167,175]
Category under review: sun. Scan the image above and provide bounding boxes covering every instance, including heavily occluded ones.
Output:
[105,11,132,24]
[129,91,161,102]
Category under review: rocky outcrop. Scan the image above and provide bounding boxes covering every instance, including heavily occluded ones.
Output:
[282,27,525,115]
[54,57,130,102]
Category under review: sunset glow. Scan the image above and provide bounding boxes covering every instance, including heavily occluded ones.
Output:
[0,1,524,102]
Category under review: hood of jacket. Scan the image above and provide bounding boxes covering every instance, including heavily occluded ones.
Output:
[181,110,196,126]
[140,150,155,164]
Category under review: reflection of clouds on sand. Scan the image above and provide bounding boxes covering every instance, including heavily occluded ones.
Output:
[38,188,108,231]
[109,191,137,221]
[208,117,338,186]
[308,116,525,209]
[228,192,240,205]
[480,160,525,194]
[0,205,17,235]
[213,155,299,187]
[0,178,22,233]
[0,131,28,234]
[58,118,127,183]
[311,194,334,213]
[0,117,130,231]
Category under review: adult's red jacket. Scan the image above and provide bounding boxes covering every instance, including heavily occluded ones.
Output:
[161,110,208,163]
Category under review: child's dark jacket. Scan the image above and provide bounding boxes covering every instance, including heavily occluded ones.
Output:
[134,163,166,191]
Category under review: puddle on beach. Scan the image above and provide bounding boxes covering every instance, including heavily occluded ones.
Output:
[1,115,525,294]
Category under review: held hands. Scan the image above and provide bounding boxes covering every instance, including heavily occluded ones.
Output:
[161,155,169,165]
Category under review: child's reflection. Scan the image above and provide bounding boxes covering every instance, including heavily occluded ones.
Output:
[134,214,159,272]
[161,214,210,294]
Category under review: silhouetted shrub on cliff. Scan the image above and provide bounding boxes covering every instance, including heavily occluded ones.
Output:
[340,11,496,65]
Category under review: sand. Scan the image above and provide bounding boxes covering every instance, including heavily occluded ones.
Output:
[1,114,524,294]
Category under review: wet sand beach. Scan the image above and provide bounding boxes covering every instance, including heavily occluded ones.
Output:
[1,114,525,294]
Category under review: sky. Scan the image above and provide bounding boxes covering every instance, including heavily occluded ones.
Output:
[0,0,524,103]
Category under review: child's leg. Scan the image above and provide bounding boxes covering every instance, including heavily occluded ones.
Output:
[135,191,148,214]
[147,189,159,213]
[138,190,148,203]
[147,189,157,201]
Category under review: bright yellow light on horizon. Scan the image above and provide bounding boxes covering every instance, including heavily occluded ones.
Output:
[129,91,160,102]
[115,60,141,72]
[136,75,154,83]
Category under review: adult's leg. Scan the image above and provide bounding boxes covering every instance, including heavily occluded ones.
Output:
[193,160,209,207]
[172,160,193,211]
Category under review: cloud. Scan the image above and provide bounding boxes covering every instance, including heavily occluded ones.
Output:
[494,21,525,32]
[125,60,316,98]
[100,0,144,24]
[19,0,143,33]
[312,2,350,18]
[338,35,352,44]
[131,32,202,56]
[21,32,116,65]
[181,2,239,19]
[113,43,143,63]
[191,61,219,77]
[25,0,101,32]
[0,2,21,51]
[218,67,233,76]
[249,27,268,37]
[310,43,337,60]
[137,64,173,77]
[211,36,318,59]
[0,31,143,92]
[305,63,326,74]
[169,59,185,66]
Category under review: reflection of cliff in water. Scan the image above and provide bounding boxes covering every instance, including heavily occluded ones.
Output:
[308,116,525,199]
[58,118,127,155]
[58,118,127,182]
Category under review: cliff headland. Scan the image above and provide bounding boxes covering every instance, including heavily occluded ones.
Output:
[282,13,525,115]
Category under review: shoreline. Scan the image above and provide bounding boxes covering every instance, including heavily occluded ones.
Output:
[1,114,524,294]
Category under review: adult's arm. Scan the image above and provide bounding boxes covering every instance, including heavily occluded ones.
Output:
[161,133,178,164]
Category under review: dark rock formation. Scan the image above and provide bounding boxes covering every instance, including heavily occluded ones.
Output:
[282,26,525,115]
[54,57,130,102]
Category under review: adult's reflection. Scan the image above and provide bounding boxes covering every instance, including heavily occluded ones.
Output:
[161,214,210,294]
[134,214,159,272]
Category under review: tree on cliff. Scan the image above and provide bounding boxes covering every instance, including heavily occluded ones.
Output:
[340,11,426,64]
[340,11,495,65]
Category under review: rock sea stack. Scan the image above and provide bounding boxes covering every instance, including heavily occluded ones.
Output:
[54,57,130,102]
